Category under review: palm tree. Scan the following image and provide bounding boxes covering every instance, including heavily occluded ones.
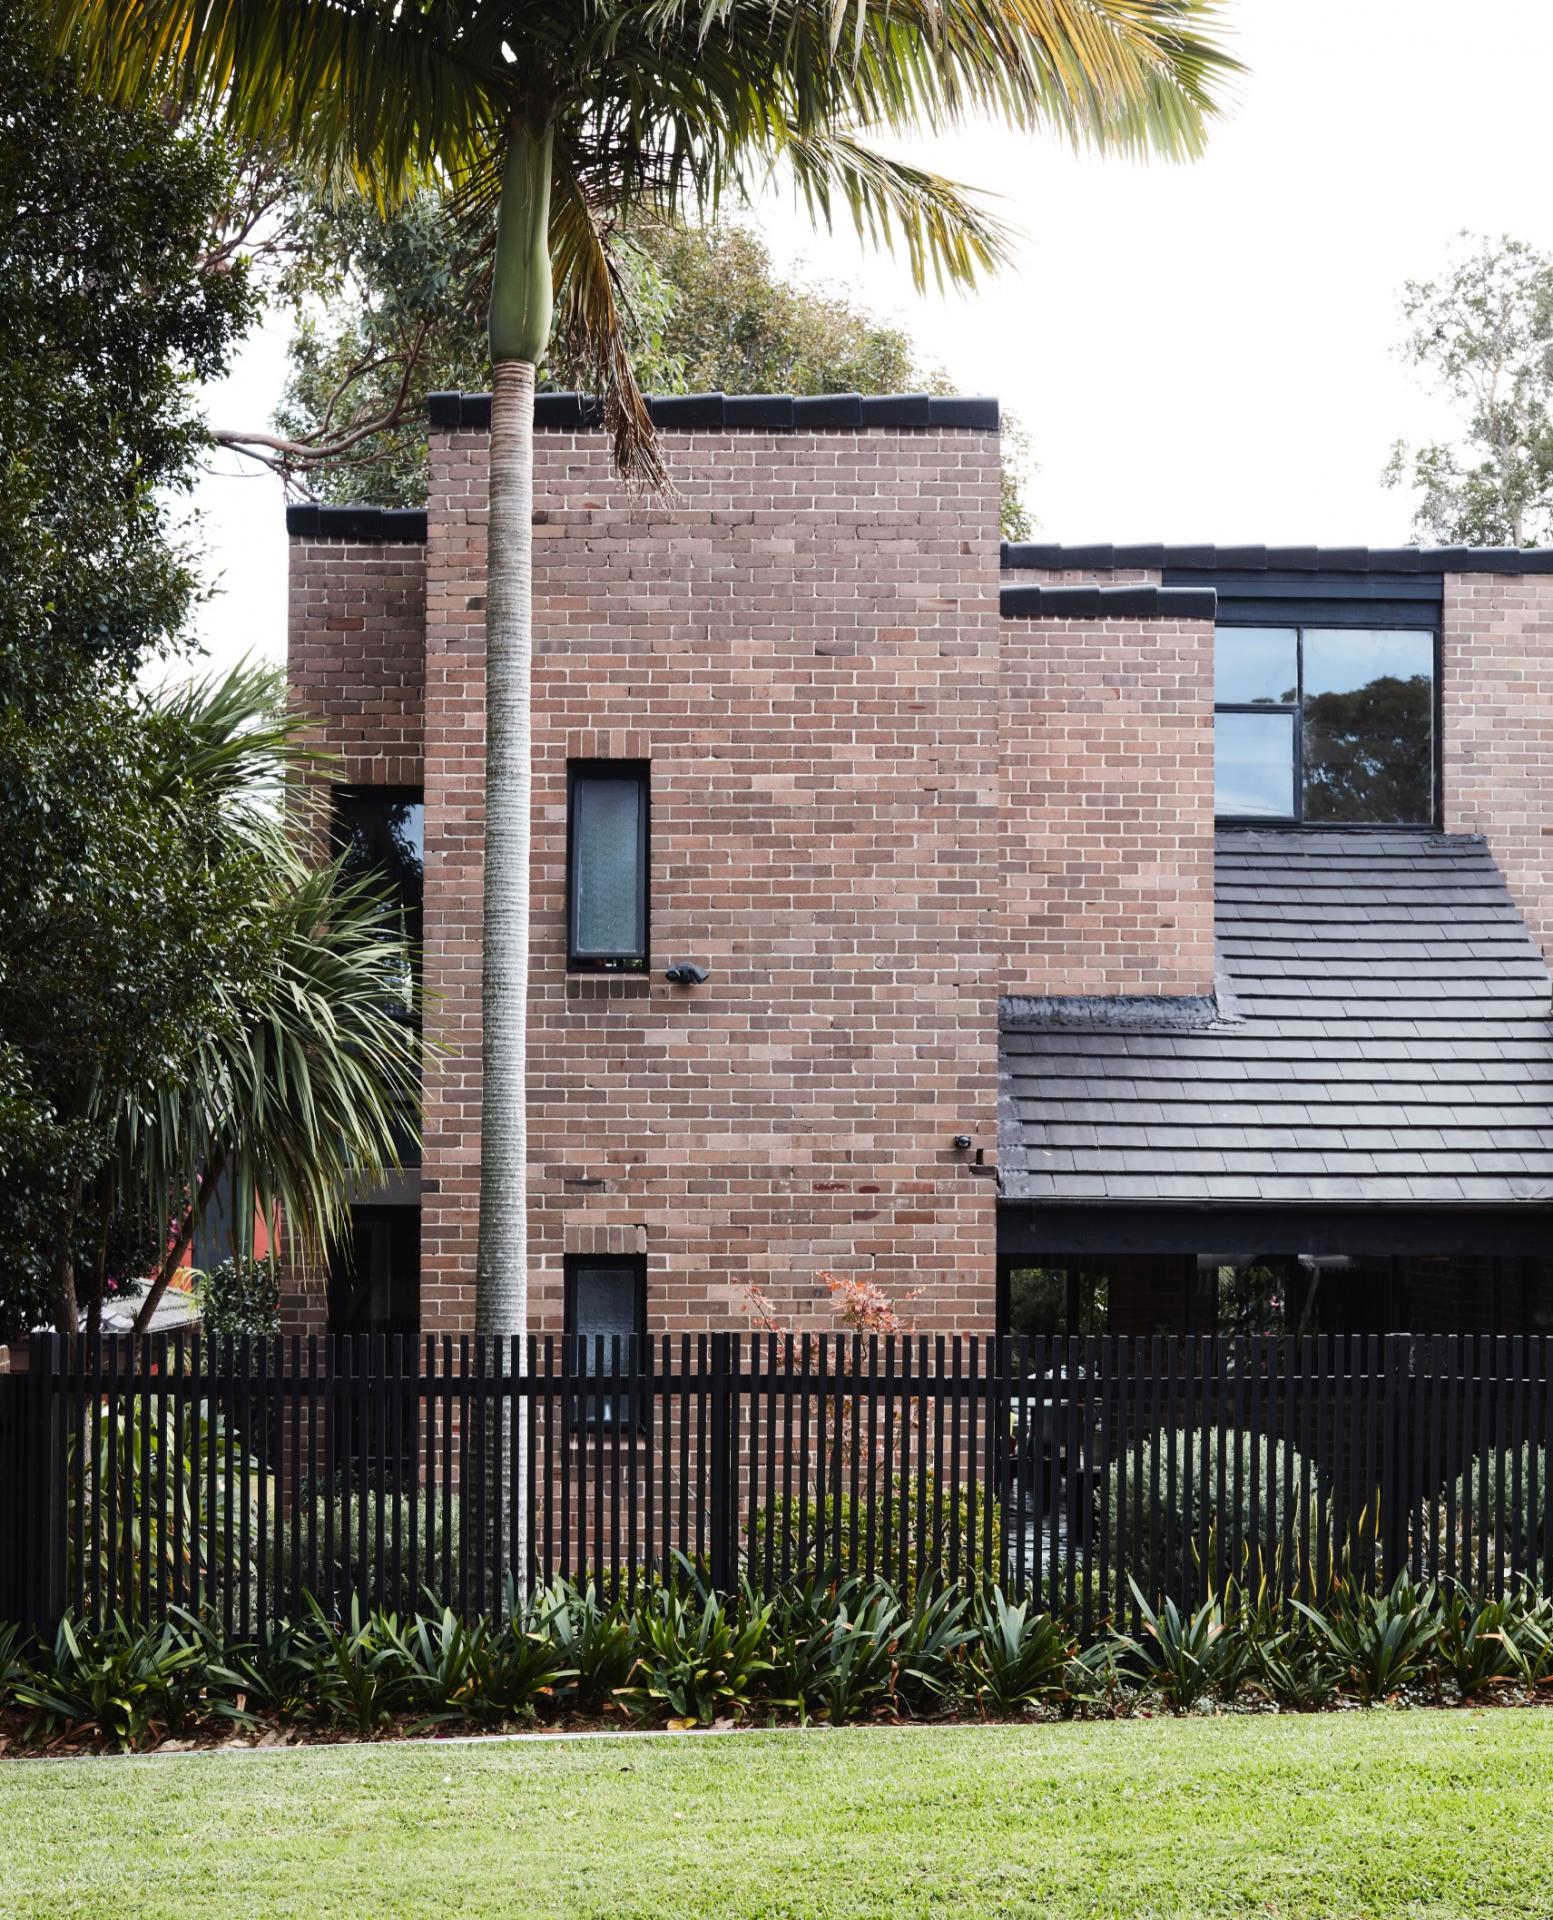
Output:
[105,664,422,1339]
[50,0,1239,1352]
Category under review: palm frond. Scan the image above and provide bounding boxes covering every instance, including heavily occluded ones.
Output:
[549,164,673,490]
[46,0,497,202]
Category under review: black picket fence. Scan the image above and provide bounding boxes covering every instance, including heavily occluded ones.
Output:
[3,1332,1553,1637]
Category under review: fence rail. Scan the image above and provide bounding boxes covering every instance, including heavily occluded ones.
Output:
[3,1332,1552,1635]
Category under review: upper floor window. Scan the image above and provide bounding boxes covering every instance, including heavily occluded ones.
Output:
[332,786,424,1008]
[1214,625,1436,825]
[568,762,649,970]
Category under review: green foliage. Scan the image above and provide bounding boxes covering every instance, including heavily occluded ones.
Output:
[965,1589,1076,1715]
[1100,1429,1313,1607]
[193,1257,283,1341]
[298,1597,414,1736]
[71,1398,256,1623]
[1385,233,1553,546]
[11,1613,206,1750]
[0,11,259,1333]
[1117,1581,1227,1711]
[545,1578,637,1715]
[1444,1444,1549,1576]
[749,1474,999,1598]
[1294,1578,1440,1706]
[384,1600,570,1726]
[14,1570,1553,1748]
[1434,1587,1524,1700]
[627,1578,773,1727]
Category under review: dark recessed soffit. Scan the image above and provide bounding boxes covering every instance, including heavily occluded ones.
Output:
[1001,540,1553,576]
[428,390,1000,432]
[1000,583,1217,621]
[284,504,428,543]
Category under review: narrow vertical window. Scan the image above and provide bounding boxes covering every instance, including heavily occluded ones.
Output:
[567,762,649,969]
[564,1254,647,1427]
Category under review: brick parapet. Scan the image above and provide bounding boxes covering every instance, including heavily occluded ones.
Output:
[1442,572,1553,964]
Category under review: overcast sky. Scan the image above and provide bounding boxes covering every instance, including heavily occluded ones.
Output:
[186,0,1553,677]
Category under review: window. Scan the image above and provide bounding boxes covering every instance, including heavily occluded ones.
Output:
[1213,625,1435,824]
[567,763,649,970]
[327,1205,421,1338]
[332,786,425,1006]
[564,1254,647,1425]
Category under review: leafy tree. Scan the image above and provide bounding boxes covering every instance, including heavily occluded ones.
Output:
[272,204,1036,535]
[53,0,1238,1375]
[0,10,255,1335]
[1384,233,1553,547]
[0,16,419,1339]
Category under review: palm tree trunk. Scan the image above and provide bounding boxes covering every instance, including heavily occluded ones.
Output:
[477,359,534,1350]
[477,115,554,1610]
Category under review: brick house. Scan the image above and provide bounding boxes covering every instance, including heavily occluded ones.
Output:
[286,392,1553,1357]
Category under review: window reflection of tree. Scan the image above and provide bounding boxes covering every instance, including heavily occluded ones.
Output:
[1303,674,1433,823]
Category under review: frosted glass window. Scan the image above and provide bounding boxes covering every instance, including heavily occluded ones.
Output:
[569,766,647,965]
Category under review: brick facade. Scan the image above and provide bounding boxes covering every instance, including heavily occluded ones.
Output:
[287,538,425,786]
[287,436,1553,1345]
[1442,572,1553,964]
[999,611,1215,997]
[421,424,1004,1338]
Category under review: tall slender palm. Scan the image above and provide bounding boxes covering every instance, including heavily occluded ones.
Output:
[50,0,1239,1350]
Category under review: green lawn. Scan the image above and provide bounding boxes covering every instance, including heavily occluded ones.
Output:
[3,1715,1552,1919]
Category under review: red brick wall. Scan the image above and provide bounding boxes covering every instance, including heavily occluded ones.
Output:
[287,538,426,785]
[1442,572,1553,964]
[420,425,1005,1338]
[999,610,1216,997]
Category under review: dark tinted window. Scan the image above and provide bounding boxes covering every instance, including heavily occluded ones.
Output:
[333,787,424,1003]
[565,1255,646,1426]
[328,1205,420,1337]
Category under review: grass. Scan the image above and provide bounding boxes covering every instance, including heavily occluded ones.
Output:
[3,1715,1553,1919]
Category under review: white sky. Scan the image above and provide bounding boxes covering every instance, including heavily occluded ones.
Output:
[187,0,1553,677]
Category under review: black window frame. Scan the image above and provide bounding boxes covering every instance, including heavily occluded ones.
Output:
[566,760,650,972]
[563,1252,648,1429]
[1213,620,1441,829]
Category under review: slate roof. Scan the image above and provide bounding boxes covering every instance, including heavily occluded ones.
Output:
[1000,832,1553,1207]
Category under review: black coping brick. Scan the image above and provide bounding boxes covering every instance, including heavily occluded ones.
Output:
[1001,540,1553,575]
[424,390,999,433]
[1000,584,1218,621]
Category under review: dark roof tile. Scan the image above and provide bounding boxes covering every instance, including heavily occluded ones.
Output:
[1000,830,1553,1207]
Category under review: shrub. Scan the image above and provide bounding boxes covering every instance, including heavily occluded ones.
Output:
[545,1578,636,1714]
[1295,1576,1439,1704]
[748,1476,999,1597]
[965,1590,1075,1715]
[627,1583,772,1727]
[192,1257,283,1341]
[1440,1445,1549,1580]
[268,1482,462,1618]
[1099,1429,1313,1606]
[12,1613,208,1750]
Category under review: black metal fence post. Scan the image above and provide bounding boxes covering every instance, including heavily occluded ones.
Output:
[708,1330,737,1594]
[18,1334,67,1635]
[1382,1335,1410,1589]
